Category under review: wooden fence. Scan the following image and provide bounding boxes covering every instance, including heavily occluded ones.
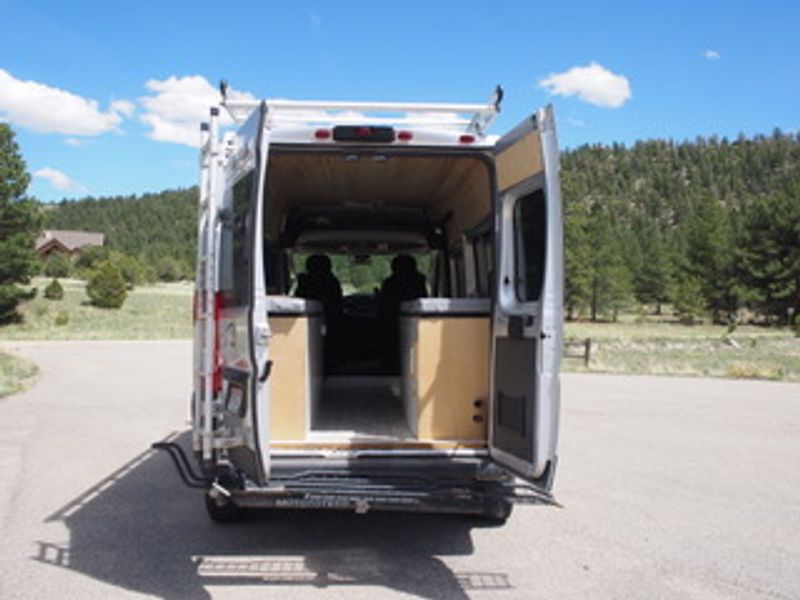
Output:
[563,338,592,366]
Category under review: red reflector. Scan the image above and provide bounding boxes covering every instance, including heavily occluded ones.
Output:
[192,290,199,322]
[357,126,372,138]
[459,134,476,144]
[213,292,224,394]
[397,130,413,142]
[314,129,331,140]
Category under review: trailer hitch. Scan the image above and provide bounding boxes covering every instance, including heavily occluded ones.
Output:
[152,441,210,489]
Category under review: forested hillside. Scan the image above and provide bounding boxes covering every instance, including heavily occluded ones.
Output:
[562,130,800,324]
[45,188,197,276]
[43,130,800,324]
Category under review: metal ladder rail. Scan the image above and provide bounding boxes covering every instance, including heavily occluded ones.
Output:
[196,107,222,462]
[192,121,211,455]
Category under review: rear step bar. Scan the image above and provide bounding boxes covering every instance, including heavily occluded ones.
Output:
[152,441,560,513]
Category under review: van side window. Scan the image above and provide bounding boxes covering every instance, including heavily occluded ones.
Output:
[220,170,254,305]
[513,189,546,302]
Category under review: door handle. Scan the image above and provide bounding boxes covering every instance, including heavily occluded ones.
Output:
[259,360,273,382]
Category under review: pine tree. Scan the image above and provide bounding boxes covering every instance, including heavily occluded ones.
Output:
[683,193,738,322]
[587,204,633,321]
[86,261,127,309]
[0,124,41,323]
[635,221,672,313]
[739,190,800,324]
[43,251,71,278]
[563,196,593,319]
[673,274,706,324]
[44,278,64,300]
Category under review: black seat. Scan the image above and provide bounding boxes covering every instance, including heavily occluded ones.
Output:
[379,255,428,373]
[295,255,343,371]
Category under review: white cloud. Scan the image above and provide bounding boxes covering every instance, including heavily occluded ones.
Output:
[63,137,92,147]
[0,68,131,135]
[111,99,136,117]
[538,62,632,108]
[33,167,88,193]
[704,50,721,60]
[567,117,587,127]
[138,75,255,147]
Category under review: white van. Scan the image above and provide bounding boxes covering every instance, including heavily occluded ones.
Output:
[159,86,564,523]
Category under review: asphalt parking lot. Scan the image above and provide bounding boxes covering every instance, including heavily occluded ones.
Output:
[0,340,798,599]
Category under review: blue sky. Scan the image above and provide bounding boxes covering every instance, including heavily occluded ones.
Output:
[1,0,798,202]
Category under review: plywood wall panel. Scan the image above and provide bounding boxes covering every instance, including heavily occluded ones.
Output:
[411,318,490,441]
[268,316,308,440]
[495,131,543,192]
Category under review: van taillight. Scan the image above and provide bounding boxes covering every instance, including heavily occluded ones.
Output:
[314,128,331,140]
[459,134,476,144]
[213,292,223,394]
[397,130,413,142]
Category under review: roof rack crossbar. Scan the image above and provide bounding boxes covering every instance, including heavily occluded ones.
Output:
[261,115,473,127]
[220,87,503,134]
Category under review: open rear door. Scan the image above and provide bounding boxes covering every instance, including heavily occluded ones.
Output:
[490,106,563,486]
[217,102,272,486]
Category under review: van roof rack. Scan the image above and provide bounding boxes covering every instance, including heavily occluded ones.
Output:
[219,82,503,135]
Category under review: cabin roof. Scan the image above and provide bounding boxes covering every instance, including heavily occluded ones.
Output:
[36,230,105,252]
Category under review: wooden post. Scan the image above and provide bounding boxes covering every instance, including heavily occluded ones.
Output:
[584,338,592,366]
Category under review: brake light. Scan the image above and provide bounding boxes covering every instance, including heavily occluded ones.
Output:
[459,134,476,144]
[314,128,331,140]
[397,130,413,142]
[332,125,395,143]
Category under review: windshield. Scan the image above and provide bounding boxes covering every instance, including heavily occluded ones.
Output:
[291,253,434,295]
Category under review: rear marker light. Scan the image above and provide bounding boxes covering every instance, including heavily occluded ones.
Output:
[314,129,331,140]
[397,131,413,142]
[459,134,476,144]
[357,127,372,138]
[213,291,224,394]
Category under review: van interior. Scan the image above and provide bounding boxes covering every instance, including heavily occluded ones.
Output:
[262,149,496,446]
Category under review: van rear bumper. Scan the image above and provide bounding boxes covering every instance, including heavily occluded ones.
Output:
[225,456,557,515]
[154,442,558,515]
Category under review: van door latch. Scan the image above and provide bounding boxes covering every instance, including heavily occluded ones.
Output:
[254,324,270,344]
[259,360,273,382]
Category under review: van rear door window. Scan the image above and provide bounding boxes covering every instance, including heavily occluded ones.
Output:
[513,190,546,302]
[220,171,254,305]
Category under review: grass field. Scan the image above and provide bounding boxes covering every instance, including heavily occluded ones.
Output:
[0,278,193,340]
[565,315,800,381]
[1,280,798,382]
[0,351,38,398]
